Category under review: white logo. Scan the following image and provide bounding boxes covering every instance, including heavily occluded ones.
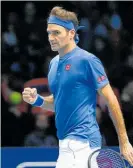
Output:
[16,162,56,168]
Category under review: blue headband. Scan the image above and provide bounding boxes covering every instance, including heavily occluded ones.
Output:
[48,16,85,44]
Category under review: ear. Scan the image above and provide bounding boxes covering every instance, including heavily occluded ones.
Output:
[69,29,76,39]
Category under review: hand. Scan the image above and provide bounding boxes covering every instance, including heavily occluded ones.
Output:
[120,141,133,166]
[22,88,37,104]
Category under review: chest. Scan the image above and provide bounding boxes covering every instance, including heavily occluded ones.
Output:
[48,58,85,94]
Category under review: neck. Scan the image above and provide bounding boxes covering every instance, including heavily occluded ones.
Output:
[58,41,76,57]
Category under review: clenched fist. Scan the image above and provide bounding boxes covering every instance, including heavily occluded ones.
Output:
[22,88,37,104]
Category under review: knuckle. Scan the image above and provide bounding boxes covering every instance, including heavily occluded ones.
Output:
[32,88,37,93]
[24,87,31,91]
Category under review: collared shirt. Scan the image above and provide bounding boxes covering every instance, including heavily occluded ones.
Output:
[48,46,109,148]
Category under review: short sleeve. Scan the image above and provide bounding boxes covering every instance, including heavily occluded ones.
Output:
[86,55,109,90]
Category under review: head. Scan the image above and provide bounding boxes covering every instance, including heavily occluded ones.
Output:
[8,12,18,25]
[24,2,36,16]
[47,6,79,52]
[35,113,49,130]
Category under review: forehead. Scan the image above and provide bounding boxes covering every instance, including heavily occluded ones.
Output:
[47,24,66,32]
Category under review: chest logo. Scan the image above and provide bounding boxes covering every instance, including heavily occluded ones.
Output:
[65,64,71,71]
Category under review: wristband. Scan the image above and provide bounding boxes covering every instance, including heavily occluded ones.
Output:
[31,94,44,107]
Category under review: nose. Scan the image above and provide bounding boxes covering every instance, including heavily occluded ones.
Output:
[48,34,55,42]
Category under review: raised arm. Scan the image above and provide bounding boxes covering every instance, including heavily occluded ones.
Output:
[22,88,55,112]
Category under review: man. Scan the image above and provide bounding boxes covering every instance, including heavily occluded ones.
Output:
[22,6,133,168]
[24,112,57,147]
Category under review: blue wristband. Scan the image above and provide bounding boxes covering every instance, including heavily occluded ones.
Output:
[32,94,44,107]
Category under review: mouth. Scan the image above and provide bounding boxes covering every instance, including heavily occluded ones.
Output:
[50,42,57,46]
[51,44,57,47]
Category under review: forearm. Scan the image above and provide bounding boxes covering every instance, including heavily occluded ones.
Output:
[107,95,128,145]
[41,94,55,112]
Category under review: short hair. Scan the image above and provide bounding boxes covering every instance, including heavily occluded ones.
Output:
[49,6,79,28]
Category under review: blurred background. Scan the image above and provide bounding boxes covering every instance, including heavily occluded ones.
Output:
[1,1,133,148]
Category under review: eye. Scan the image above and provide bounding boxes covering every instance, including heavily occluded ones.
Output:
[47,31,60,36]
[54,31,60,35]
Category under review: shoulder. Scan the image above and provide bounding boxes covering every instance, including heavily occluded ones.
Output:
[49,55,59,70]
[77,47,100,63]
[24,132,36,142]
[26,132,36,139]
[50,55,59,65]
[45,135,58,146]
[46,135,57,141]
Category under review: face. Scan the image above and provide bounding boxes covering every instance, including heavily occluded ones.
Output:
[47,24,75,51]
[36,114,49,129]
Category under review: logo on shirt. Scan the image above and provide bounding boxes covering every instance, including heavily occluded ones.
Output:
[98,75,106,82]
[65,64,71,71]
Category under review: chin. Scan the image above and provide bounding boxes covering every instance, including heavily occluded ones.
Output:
[51,47,59,51]
[51,48,58,51]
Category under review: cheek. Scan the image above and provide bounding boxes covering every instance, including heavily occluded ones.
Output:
[59,35,69,44]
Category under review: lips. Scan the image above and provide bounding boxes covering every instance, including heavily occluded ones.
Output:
[50,43,57,46]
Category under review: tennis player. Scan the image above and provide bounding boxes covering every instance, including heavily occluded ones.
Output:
[22,6,133,168]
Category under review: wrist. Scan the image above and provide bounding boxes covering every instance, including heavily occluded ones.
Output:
[31,94,44,107]
[119,134,129,145]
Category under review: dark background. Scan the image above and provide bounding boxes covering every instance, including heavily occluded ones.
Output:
[1,1,133,147]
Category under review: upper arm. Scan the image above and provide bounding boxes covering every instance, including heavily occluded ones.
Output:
[98,83,116,102]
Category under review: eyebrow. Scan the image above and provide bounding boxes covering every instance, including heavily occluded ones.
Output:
[46,30,60,33]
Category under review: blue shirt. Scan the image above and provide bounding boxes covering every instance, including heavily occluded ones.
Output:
[48,46,109,148]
